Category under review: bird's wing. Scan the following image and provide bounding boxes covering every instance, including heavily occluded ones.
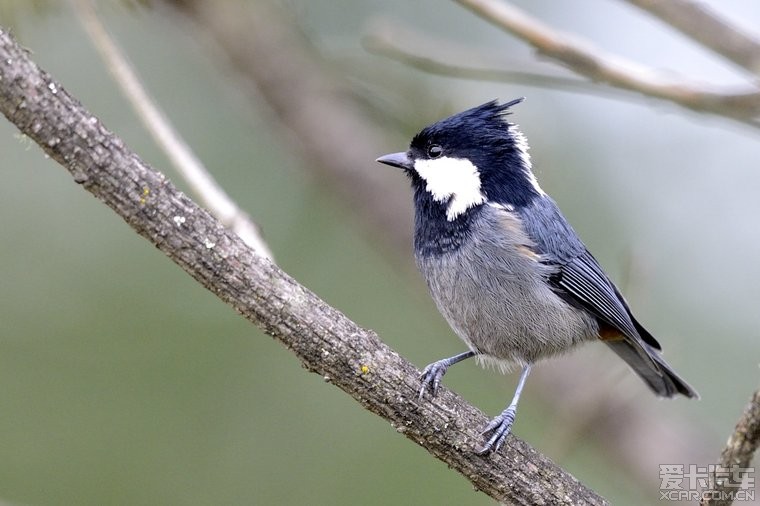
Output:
[514,197,660,355]
[499,198,694,396]
[556,250,653,347]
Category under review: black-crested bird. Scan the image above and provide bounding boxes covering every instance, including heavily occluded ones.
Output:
[376,99,697,454]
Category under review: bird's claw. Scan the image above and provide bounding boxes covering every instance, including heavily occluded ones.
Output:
[476,408,516,455]
[418,360,449,399]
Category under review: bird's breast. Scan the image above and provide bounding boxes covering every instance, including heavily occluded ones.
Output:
[416,207,598,365]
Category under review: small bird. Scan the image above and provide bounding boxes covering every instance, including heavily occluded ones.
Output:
[376,99,698,454]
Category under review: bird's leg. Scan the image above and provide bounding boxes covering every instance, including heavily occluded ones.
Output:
[477,364,532,454]
[418,350,476,399]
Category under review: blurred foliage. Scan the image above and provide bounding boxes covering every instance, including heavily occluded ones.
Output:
[0,1,759,505]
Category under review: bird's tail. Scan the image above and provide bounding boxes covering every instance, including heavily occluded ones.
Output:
[606,340,699,399]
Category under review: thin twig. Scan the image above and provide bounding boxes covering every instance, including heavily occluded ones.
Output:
[363,20,631,99]
[452,0,760,127]
[624,0,760,76]
[72,0,274,260]
[700,389,760,506]
[0,26,607,505]
[164,0,415,257]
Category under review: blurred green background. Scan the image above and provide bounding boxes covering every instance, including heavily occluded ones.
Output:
[1,1,759,504]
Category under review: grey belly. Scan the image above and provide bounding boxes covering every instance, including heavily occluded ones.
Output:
[417,242,599,366]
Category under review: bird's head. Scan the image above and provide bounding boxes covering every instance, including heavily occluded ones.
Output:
[377,98,544,221]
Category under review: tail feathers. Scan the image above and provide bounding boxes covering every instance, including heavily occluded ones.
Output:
[606,340,699,399]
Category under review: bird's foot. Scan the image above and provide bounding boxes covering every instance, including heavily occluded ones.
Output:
[476,406,516,455]
[418,360,450,399]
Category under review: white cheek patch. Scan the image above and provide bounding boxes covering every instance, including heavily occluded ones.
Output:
[414,156,486,221]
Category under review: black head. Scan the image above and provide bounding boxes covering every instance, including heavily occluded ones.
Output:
[377,98,544,222]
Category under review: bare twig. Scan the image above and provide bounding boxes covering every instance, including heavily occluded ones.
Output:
[72,0,274,260]
[363,20,630,99]
[700,389,760,506]
[0,26,608,506]
[163,0,414,257]
[624,0,760,76]
[452,0,760,127]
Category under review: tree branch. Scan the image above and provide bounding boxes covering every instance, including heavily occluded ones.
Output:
[164,0,414,257]
[700,389,760,506]
[623,0,760,76]
[0,26,607,506]
[452,0,760,127]
[72,0,273,260]
[363,20,631,100]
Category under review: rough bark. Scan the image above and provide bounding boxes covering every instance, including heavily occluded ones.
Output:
[701,389,760,506]
[0,27,607,506]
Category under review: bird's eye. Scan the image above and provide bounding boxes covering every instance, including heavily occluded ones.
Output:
[427,145,443,159]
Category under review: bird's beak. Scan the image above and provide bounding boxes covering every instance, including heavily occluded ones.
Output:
[376,151,411,170]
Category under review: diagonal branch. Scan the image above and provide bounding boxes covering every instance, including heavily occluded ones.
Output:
[623,0,760,76]
[452,0,760,127]
[72,0,274,260]
[700,389,760,506]
[164,0,414,257]
[0,26,607,506]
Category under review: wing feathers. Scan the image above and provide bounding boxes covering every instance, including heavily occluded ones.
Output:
[514,197,696,397]
[559,254,638,340]
[556,251,656,367]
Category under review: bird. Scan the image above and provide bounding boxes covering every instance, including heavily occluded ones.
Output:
[376,98,698,454]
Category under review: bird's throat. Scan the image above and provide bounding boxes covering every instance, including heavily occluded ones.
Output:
[413,186,480,256]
